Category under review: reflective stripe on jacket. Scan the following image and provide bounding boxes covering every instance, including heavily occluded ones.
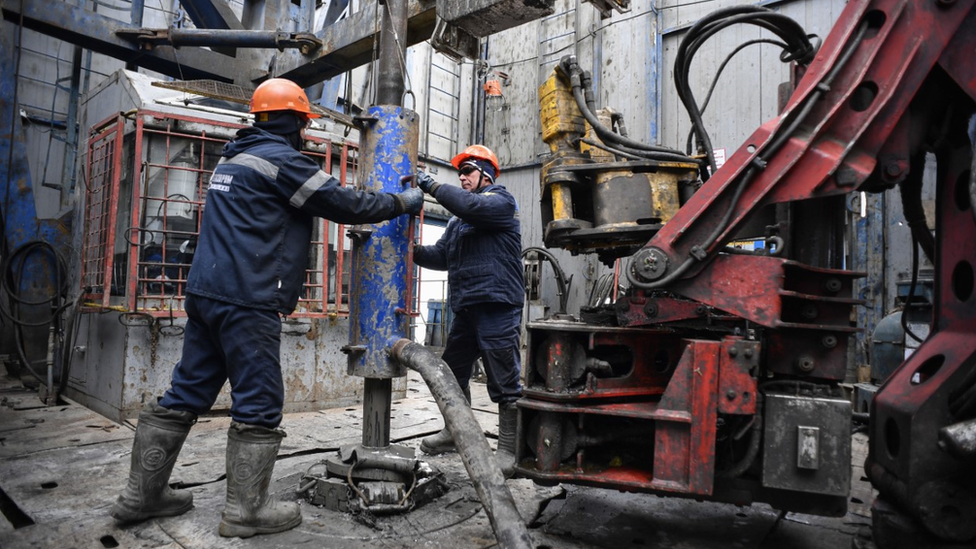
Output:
[187,127,399,313]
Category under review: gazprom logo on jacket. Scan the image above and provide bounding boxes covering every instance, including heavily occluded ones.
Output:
[208,173,233,193]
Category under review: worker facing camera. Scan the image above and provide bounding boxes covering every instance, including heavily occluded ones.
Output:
[413,145,524,478]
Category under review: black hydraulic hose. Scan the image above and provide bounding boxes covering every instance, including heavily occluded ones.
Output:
[628,20,868,291]
[570,83,693,162]
[686,38,789,154]
[898,153,936,264]
[1,240,70,394]
[0,240,69,323]
[900,232,925,344]
[390,339,532,549]
[522,247,570,315]
[579,137,644,161]
[580,70,596,113]
[675,6,815,173]
[717,396,763,479]
[562,57,688,158]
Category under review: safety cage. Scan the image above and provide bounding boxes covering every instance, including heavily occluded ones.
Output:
[80,109,358,318]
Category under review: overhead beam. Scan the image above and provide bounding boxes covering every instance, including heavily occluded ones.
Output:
[177,0,244,57]
[2,0,238,82]
[179,0,243,30]
[275,0,437,88]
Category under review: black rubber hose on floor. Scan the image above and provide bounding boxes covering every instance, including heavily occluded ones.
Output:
[390,339,532,549]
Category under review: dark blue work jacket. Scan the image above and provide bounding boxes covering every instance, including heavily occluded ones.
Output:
[187,127,399,314]
[414,182,524,311]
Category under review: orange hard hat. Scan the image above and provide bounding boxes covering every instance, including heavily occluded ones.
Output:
[451,145,500,176]
[250,78,321,118]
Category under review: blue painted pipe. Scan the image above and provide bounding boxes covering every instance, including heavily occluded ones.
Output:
[347,105,419,379]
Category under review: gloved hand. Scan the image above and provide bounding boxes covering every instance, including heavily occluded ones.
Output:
[416,170,441,195]
[393,187,424,216]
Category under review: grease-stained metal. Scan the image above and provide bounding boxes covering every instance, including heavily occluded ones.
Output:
[117,29,322,54]
[346,105,419,379]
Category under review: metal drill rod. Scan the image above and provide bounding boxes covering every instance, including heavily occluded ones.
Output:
[376,0,408,106]
[347,0,412,451]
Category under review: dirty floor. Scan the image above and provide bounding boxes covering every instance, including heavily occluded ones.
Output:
[0,365,874,548]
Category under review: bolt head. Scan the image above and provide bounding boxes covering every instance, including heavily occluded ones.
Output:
[824,278,843,293]
[885,163,903,177]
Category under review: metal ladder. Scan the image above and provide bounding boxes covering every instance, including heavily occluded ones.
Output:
[424,47,462,160]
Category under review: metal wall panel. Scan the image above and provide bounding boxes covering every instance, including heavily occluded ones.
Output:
[480,22,545,166]
[595,4,657,144]
[660,0,847,158]
[66,314,403,423]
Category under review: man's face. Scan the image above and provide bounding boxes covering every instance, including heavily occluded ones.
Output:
[458,165,483,192]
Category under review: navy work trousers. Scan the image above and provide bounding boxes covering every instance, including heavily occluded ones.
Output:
[159,294,285,428]
[440,303,522,404]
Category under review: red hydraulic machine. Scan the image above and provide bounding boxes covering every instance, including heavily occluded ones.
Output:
[519,1,976,547]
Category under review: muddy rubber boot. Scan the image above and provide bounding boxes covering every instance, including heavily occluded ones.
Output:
[421,385,471,455]
[110,399,196,522]
[496,401,518,479]
[219,422,301,538]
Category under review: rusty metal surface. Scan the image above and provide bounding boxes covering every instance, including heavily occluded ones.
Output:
[867,27,976,539]
[637,0,976,286]
[276,1,437,87]
[762,392,852,497]
[614,294,708,326]
[524,322,682,401]
[436,0,555,37]
[667,254,864,333]
[518,339,724,497]
[717,338,759,416]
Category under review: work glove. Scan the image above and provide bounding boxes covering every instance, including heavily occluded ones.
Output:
[393,187,424,216]
[416,170,441,195]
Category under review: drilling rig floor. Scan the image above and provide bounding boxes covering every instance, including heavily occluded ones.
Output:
[0,363,874,548]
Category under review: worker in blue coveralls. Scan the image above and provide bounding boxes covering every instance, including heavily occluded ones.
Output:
[414,144,524,478]
[110,78,423,538]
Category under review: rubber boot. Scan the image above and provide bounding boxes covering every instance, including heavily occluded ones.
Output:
[496,401,518,479]
[420,385,471,455]
[110,399,196,522]
[219,422,301,538]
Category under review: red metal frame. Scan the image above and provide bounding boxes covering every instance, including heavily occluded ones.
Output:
[518,336,758,496]
[80,114,125,309]
[82,109,360,317]
[521,0,976,535]
[868,79,976,540]
[643,0,975,292]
